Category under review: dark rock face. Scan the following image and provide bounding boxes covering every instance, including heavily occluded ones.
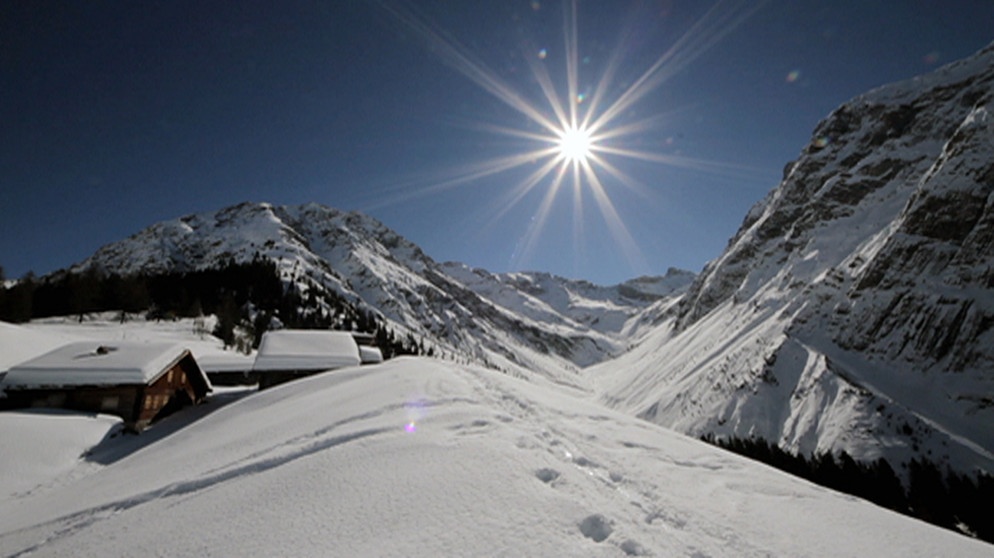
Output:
[677,46,994,374]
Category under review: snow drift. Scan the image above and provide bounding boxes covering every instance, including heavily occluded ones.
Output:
[2,358,989,557]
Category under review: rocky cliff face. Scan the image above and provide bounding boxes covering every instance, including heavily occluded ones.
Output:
[73,201,691,382]
[592,44,994,477]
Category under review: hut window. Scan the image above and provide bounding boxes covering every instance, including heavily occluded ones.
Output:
[100,396,119,411]
[167,369,175,383]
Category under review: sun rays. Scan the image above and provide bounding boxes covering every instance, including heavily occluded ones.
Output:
[371,0,765,274]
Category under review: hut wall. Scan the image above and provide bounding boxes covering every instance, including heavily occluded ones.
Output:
[134,358,204,430]
[258,370,317,390]
[3,385,142,425]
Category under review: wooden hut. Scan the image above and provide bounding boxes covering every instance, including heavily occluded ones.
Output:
[1,342,212,432]
[253,330,361,389]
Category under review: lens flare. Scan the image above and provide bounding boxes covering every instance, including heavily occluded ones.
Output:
[405,397,428,433]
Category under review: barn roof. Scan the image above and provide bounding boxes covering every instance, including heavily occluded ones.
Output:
[253,330,361,372]
[2,341,201,389]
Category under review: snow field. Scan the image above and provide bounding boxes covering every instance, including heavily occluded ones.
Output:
[2,358,990,557]
[0,410,121,500]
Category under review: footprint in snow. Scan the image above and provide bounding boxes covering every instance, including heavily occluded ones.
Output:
[535,468,560,484]
[449,419,492,436]
[578,513,613,543]
[620,539,649,556]
[572,455,598,468]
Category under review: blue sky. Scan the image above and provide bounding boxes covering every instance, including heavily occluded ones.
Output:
[2,1,992,285]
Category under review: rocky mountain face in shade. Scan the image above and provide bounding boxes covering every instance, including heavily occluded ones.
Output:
[590,43,994,478]
[73,201,692,382]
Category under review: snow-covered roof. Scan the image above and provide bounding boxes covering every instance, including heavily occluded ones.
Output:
[196,352,256,373]
[252,330,361,372]
[359,345,383,364]
[2,341,195,388]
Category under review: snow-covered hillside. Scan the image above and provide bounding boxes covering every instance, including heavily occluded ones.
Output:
[590,43,994,477]
[0,321,77,376]
[71,202,690,382]
[441,263,694,356]
[2,357,989,557]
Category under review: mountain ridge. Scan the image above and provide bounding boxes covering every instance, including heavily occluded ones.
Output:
[67,200,693,382]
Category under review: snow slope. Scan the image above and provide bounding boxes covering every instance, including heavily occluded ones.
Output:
[590,42,994,478]
[0,410,121,500]
[0,322,79,375]
[2,357,989,557]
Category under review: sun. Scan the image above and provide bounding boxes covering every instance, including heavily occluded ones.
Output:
[375,0,762,272]
[557,125,593,164]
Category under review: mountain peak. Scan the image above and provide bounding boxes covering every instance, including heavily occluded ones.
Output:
[594,43,994,479]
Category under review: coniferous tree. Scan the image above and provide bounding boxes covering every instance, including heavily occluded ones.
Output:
[213,292,239,349]
[67,268,101,321]
[973,473,994,541]
[812,451,843,491]
[836,451,863,495]
[0,271,33,323]
[865,458,906,512]
[908,458,953,527]
[252,310,272,348]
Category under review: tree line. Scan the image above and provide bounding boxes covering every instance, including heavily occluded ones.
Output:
[701,434,993,543]
[0,258,427,358]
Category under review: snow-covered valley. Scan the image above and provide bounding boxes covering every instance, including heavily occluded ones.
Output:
[2,37,994,558]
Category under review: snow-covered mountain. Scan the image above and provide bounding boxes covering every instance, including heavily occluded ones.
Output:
[590,44,994,477]
[33,43,994,489]
[72,201,692,382]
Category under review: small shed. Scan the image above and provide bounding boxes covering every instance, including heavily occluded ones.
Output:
[1,342,212,432]
[253,330,361,389]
